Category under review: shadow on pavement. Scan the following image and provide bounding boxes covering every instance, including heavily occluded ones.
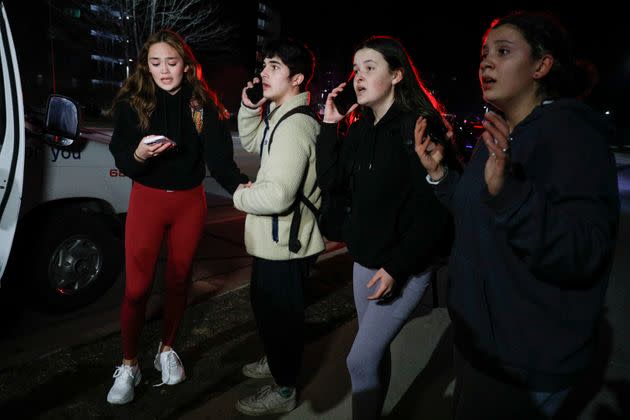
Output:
[385,323,454,420]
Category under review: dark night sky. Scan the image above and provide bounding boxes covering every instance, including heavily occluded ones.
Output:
[272,1,629,118]
[3,0,628,125]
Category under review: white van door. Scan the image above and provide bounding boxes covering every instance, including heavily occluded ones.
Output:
[0,2,25,283]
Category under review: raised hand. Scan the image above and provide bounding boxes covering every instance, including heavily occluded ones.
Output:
[481,111,511,196]
[414,116,445,180]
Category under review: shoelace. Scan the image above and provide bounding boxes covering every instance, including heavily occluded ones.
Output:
[168,350,183,369]
[112,367,123,378]
[112,365,135,379]
[153,350,183,387]
[251,385,291,403]
[253,385,273,401]
[112,366,136,388]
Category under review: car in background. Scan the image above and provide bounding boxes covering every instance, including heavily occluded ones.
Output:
[443,112,483,165]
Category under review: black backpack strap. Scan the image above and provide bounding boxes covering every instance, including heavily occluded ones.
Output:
[288,192,320,253]
[298,193,319,216]
[265,105,319,253]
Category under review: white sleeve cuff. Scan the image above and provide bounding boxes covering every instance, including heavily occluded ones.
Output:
[425,166,449,185]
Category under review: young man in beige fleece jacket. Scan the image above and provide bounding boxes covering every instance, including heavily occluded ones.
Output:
[233,39,324,416]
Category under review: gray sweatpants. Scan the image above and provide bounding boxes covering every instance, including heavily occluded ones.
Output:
[347,262,431,420]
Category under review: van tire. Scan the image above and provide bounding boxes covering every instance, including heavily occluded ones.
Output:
[27,211,123,313]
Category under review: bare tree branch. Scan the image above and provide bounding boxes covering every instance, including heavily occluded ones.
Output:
[83,0,235,57]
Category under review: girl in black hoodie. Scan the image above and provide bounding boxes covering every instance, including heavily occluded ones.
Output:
[107,30,248,405]
[317,36,453,419]
[416,12,619,419]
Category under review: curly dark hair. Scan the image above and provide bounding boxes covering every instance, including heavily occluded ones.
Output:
[487,11,596,99]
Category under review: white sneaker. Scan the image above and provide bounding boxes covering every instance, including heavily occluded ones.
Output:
[236,384,297,416]
[242,356,272,379]
[106,364,142,405]
[153,342,186,385]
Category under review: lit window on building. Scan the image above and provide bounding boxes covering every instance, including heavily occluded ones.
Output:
[258,3,267,13]
[257,18,267,30]
[90,79,122,87]
[64,8,81,18]
[90,5,122,18]
[90,29,123,42]
[91,54,124,66]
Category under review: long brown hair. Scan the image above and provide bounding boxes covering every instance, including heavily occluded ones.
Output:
[354,36,462,170]
[111,29,228,130]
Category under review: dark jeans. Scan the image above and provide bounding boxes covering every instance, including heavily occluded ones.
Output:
[453,347,570,419]
[250,256,314,387]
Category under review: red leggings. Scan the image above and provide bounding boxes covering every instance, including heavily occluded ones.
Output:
[121,182,207,359]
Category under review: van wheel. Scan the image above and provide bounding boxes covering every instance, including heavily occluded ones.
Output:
[28,211,123,313]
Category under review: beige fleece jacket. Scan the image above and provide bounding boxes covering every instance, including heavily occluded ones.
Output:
[233,92,325,260]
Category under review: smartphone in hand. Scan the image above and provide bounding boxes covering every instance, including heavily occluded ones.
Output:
[333,74,357,115]
[424,118,448,145]
[143,135,175,145]
[246,82,264,104]
[483,103,505,119]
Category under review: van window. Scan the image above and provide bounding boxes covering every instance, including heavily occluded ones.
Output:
[0,21,5,148]
[0,43,5,148]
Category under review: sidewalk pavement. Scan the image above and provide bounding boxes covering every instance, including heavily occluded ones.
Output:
[178,239,630,420]
[179,305,454,420]
[176,170,630,419]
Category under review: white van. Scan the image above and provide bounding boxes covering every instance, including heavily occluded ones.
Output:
[1,2,126,312]
[0,2,249,313]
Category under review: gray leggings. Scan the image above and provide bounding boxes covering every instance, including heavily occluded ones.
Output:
[346,263,431,420]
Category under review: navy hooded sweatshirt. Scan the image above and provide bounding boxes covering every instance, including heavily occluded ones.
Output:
[434,99,619,391]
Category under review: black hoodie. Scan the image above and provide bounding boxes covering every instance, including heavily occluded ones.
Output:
[317,104,452,283]
[109,83,248,193]
[434,99,619,391]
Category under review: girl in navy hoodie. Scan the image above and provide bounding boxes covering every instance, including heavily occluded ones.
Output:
[416,12,619,419]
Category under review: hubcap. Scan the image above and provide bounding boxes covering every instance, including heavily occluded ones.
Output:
[48,235,102,295]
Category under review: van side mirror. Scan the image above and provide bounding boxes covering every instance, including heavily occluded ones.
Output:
[43,94,80,147]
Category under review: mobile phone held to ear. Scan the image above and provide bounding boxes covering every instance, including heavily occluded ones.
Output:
[333,75,357,115]
[246,82,264,104]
